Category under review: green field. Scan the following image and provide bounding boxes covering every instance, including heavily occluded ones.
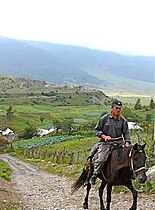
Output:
[0,83,154,136]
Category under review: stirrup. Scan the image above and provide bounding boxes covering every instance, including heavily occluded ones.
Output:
[90,175,97,185]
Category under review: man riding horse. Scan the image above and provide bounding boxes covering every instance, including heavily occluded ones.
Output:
[89,99,132,185]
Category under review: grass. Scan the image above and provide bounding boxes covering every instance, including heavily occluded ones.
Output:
[0,160,12,181]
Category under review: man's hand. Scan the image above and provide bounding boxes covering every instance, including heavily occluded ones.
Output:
[101,134,111,142]
[124,141,130,147]
[105,136,111,142]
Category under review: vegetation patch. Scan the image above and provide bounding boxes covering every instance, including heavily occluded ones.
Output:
[0,160,12,181]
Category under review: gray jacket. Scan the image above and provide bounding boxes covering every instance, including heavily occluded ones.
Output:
[94,112,131,143]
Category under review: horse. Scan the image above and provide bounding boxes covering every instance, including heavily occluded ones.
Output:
[71,143,147,210]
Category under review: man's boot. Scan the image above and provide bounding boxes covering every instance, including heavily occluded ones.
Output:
[90,174,97,185]
[84,158,93,185]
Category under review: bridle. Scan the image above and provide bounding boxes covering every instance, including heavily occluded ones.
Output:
[129,147,146,173]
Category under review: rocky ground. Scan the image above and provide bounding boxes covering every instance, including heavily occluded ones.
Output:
[0,154,154,210]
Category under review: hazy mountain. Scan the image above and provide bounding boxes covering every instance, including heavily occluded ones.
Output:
[25,40,154,83]
[0,36,154,94]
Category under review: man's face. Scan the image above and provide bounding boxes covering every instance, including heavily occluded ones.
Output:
[112,106,121,117]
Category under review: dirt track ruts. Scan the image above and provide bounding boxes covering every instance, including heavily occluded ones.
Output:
[0,154,154,210]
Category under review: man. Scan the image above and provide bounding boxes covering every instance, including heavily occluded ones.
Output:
[89,99,131,185]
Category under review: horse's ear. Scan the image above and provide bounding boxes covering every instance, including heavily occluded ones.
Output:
[133,143,138,150]
[141,142,146,150]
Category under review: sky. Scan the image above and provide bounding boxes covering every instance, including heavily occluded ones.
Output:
[0,0,155,56]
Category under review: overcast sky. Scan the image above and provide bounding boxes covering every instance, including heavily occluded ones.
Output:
[0,0,154,56]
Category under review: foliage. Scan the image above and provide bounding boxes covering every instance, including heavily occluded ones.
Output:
[0,160,12,181]
[121,107,136,121]
[19,123,38,139]
[145,114,152,122]
[149,98,155,109]
[134,179,155,193]
[134,99,142,110]
[11,134,84,150]
[6,106,14,120]
[53,118,74,134]
[40,116,45,123]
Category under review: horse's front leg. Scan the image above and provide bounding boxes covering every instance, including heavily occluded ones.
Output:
[125,180,137,210]
[99,180,107,210]
[83,182,91,209]
[106,184,112,210]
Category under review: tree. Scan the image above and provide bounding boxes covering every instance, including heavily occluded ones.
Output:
[121,107,136,121]
[40,116,45,123]
[53,118,62,130]
[21,123,37,139]
[149,99,155,109]
[134,99,142,110]
[6,106,14,120]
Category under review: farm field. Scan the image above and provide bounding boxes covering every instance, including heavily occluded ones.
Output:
[0,102,153,136]
[105,92,154,106]
[0,103,110,134]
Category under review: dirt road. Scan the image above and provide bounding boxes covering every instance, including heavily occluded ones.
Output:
[0,154,154,210]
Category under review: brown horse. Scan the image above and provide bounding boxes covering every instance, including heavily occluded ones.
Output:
[71,143,147,210]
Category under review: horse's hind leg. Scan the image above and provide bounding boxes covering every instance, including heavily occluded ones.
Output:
[83,183,91,209]
[125,180,137,210]
[99,180,107,210]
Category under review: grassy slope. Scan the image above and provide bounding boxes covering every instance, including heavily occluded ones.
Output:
[84,67,154,95]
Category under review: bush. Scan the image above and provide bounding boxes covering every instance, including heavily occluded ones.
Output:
[20,123,37,139]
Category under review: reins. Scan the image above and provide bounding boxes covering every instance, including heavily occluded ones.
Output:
[134,166,145,173]
[129,147,145,173]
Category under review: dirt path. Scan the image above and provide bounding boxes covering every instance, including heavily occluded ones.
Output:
[0,154,154,210]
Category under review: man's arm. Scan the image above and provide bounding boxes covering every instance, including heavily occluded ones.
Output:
[94,115,109,140]
[122,117,131,147]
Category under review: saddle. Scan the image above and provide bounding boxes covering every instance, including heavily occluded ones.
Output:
[85,142,125,181]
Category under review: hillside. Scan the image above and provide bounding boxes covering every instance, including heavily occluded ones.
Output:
[0,36,154,94]
[0,74,110,107]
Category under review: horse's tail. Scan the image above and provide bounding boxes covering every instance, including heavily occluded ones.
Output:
[71,168,89,194]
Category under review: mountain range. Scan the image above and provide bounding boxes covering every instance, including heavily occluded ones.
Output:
[0,36,154,94]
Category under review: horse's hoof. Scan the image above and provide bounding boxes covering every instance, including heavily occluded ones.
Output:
[83,203,88,209]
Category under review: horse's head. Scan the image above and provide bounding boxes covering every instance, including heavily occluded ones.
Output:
[131,143,147,183]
